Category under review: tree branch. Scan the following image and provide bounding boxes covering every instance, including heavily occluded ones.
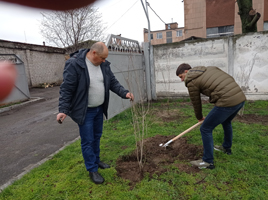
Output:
[246,12,261,30]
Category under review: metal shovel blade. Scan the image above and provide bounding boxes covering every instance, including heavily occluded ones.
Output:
[159,140,173,147]
[159,121,204,148]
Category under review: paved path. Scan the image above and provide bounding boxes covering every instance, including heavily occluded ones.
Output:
[0,86,79,189]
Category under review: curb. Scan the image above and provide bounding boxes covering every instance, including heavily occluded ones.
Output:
[0,136,80,192]
[0,97,45,114]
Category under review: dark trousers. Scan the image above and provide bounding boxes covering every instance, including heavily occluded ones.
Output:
[200,101,245,163]
[78,106,103,172]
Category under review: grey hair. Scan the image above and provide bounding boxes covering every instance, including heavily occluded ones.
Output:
[90,42,105,54]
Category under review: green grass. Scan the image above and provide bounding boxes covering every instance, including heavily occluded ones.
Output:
[1,99,268,200]
[0,101,23,109]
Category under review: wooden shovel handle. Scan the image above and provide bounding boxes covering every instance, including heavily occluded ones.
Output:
[171,121,204,142]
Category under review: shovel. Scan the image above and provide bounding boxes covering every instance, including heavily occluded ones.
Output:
[159,120,204,148]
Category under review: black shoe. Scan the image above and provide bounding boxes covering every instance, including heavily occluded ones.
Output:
[98,161,110,169]
[89,171,104,184]
[225,148,232,155]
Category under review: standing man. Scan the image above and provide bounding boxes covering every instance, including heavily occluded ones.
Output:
[176,63,246,169]
[57,42,134,184]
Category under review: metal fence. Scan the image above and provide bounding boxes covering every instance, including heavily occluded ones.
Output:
[105,35,147,119]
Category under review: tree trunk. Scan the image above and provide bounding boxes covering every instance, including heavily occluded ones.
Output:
[237,0,261,33]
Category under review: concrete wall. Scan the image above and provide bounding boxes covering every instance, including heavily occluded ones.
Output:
[233,32,268,99]
[0,39,147,119]
[0,40,66,87]
[153,31,268,100]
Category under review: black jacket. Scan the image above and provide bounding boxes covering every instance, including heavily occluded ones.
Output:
[59,49,129,125]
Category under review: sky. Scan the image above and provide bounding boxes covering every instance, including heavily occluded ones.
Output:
[0,0,184,46]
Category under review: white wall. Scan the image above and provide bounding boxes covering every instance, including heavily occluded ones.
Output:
[234,33,268,100]
[0,40,66,87]
[153,31,268,100]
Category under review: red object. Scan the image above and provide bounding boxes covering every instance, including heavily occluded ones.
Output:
[0,62,17,101]
[1,0,97,11]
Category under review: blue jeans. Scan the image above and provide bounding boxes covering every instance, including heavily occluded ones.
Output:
[200,101,245,163]
[78,106,103,172]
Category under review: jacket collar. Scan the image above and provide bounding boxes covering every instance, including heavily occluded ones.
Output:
[71,48,111,68]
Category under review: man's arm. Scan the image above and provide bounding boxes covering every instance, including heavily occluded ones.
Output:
[187,83,203,120]
[57,59,79,123]
[107,66,131,99]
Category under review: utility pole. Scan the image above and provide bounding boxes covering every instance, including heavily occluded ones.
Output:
[140,0,156,100]
[145,1,151,44]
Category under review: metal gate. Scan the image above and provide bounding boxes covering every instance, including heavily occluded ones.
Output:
[105,34,147,119]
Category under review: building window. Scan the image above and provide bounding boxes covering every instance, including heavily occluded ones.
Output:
[166,38,172,43]
[207,25,234,38]
[168,24,171,29]
[264,21,268,31]
[150,34,153,39]
[166,31,172,43]
[166,31,172,38]
[177,30,183,37]
[156,32,162,39]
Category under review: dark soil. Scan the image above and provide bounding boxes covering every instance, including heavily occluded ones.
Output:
[116,135,203,186]
[116,108,268,186]
[235,114,268,125]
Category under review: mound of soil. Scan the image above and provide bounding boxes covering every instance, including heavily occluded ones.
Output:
[116,135,203,185]
[235,114,268,125]
[115,109,268,186]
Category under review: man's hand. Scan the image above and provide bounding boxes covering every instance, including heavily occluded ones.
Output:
[198,117,205,122]
[126,92,134,101]
[57,113,67,124]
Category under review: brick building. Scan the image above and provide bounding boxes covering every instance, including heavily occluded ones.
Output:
[144,0,268,45]
[143,22,184,45]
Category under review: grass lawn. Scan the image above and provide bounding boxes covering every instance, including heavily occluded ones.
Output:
[0,99,268,200]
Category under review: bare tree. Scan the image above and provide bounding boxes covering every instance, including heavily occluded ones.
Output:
[113,53,149,172]
[236,0,261,33]
[126,55,150,172]
[40,6,106,52]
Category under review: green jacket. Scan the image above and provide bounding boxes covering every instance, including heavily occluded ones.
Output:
[185,66,246,120]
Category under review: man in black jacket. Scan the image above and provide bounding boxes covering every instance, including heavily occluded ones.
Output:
[57,42,134,184]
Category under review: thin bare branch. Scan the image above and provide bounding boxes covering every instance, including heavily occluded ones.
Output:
[39,5,106,51]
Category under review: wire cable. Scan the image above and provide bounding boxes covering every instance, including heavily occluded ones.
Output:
[147,2,166,24]
[106,0,139,31]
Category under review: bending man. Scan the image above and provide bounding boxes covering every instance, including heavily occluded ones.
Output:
[176,63,246,169]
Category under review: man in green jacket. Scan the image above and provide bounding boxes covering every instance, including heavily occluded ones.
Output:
[176,63,246,169]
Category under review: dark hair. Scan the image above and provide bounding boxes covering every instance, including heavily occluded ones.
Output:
[176,63,192,76]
